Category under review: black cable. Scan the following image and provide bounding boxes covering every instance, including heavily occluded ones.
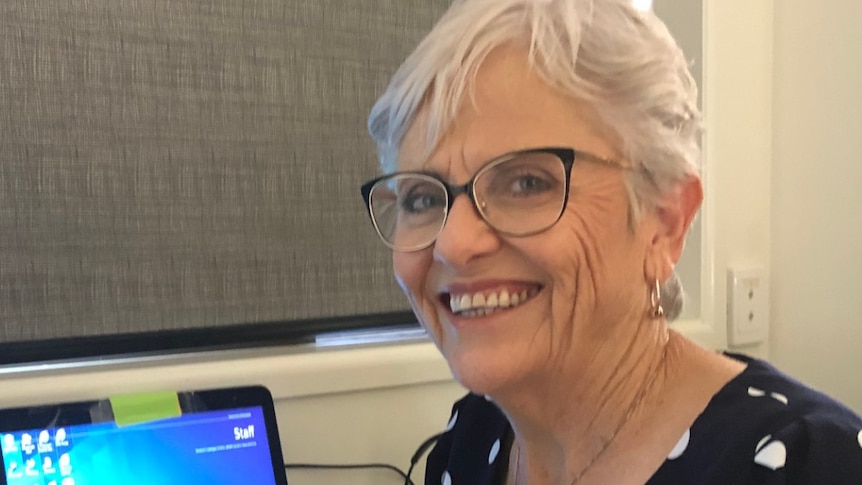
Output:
[405,432,444,485]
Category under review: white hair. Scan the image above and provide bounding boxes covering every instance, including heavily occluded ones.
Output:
[368,0,700,319]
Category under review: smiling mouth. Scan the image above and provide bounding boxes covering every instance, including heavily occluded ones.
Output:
[443,286,541,318]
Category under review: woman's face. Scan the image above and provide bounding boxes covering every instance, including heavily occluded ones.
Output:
[394,47,681,395]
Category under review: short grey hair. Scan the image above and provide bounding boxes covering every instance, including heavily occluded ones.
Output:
[367,0,701,320]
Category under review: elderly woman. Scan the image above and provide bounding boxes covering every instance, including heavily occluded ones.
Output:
[361,0,862,483]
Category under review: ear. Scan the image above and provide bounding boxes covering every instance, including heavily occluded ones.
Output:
[645,175,703,282]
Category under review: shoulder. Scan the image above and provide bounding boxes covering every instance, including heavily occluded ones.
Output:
[652,353,862,484]
[741,355,862,484]
[425,393,511,485]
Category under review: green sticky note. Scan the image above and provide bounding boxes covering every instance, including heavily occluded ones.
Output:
[109,391,181,427]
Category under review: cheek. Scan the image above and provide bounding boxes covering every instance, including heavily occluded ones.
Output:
[393,251,445,343]
[559,196,649,321]
[393,252,433,304]
[542,192,634,310]
[563,181,635,269]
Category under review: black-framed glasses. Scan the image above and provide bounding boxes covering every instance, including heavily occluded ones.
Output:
[360,147,624,252]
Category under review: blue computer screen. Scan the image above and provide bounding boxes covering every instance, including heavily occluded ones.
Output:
[1,406,278,485]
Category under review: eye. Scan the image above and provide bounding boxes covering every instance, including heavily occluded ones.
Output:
[399,183,446,214]
[487,168,558,198]
[510,173,553,195]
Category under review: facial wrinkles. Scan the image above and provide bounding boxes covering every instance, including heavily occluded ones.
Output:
[400,112,474,181]
[581,212,642,325]
[574,218,652,415]
[418,106,485,182]
[551,220,603,370]
[545,174,626,369]
[541,239,635,438]
[573,170,633,281]
[525,293,555,364]
[420,147,470,184]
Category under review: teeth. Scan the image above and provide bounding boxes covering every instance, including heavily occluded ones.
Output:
[499,290,510,307]
[449,295,468,313]
[449,287,537,316]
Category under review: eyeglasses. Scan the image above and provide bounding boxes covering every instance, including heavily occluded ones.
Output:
[360,147,625,252]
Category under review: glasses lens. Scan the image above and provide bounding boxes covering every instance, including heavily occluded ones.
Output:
[368,174,448,250]
[474,152,567,235]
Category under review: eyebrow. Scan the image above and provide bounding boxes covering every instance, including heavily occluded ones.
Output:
[405,146,522,180]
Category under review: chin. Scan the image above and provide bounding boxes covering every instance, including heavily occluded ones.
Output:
[443,344,518,397]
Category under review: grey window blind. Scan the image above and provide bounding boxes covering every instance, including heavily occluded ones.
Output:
[0,1,450,344]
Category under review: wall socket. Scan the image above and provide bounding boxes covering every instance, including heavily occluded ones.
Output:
[727,267,769,346]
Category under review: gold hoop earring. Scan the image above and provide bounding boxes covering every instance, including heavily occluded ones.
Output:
[649,278,665,318]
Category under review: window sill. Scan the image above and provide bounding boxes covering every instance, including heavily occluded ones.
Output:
[0,334,453,407]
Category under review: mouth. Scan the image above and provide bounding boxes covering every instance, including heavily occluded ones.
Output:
[441,285,542,318]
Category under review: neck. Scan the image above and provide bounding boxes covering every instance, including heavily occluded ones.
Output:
[498,317,671,484]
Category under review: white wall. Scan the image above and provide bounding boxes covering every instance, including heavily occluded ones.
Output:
[707,0,862,413]
[707,0,773,358]
[769,0,862,411]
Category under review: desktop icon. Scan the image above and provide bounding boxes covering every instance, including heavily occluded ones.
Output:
[2,433,17,453]
[55,428,69,447]
[5,459,23,478]
[59,452,72,476]
[38,429,54,453]
[43,455,57,474]
[20,433,35,455]
[24,457,39,476]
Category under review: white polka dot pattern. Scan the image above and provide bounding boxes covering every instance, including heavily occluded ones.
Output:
[748,387,790,405]
[488,438,501,464]
[755,435,770,452]
[770,392,788,405]
[754,435,787,470]
[426,362,862,485]
[748,387,766,397]
[445,410,459,432]
[442,471,452,485]
[668,429,691,460]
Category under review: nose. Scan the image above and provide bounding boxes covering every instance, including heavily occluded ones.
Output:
[432,194,501,268]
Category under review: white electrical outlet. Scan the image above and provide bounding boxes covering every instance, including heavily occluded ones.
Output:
[727,267,769,346]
